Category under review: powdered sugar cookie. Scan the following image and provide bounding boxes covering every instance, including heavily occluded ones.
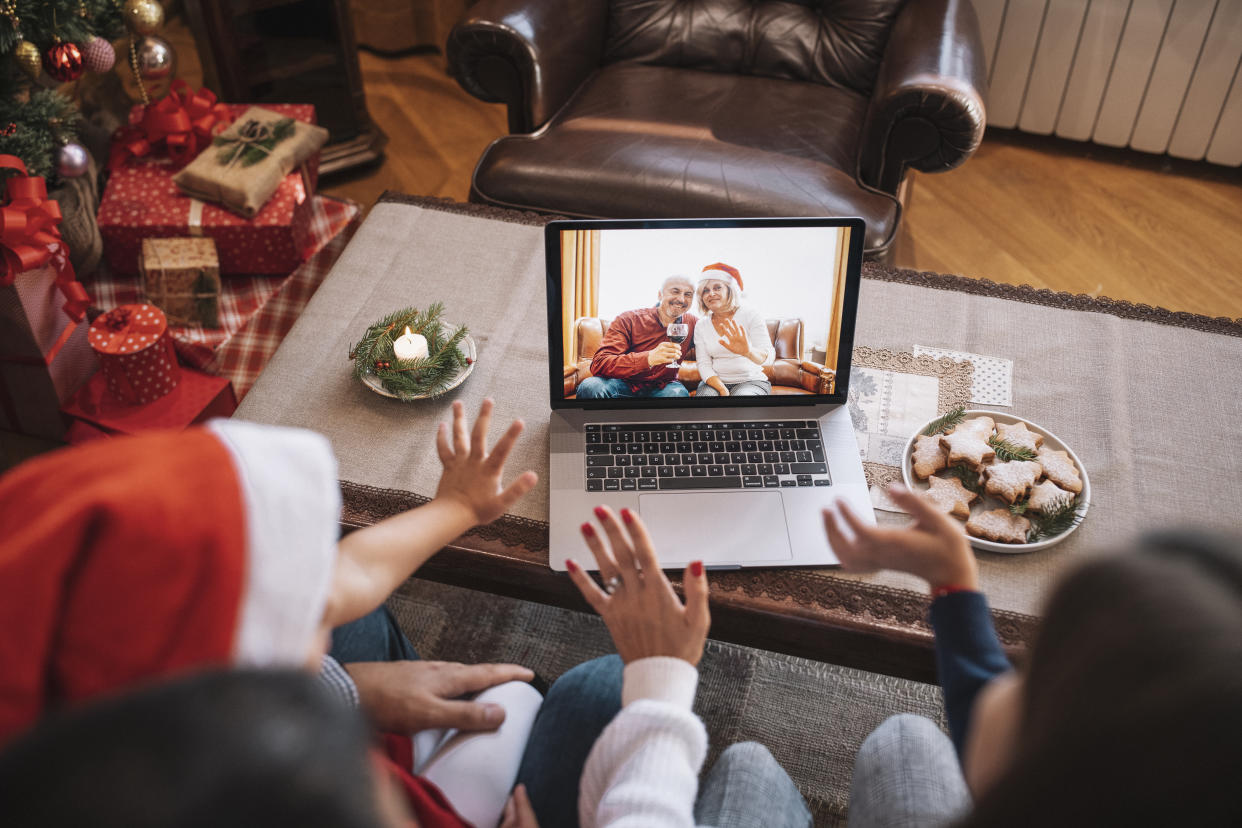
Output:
[940,431,995,471]
[950,416,995,440]
[1036,446,1083,493]
[924,475,977,519]
[1027,479,1074,514]
[966,509,1030,544]
[984,460,1043,504]
[994,421,1043,453]
[911,435,948,479]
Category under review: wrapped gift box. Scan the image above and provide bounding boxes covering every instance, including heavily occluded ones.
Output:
[63,365,237,442]
[87,195,360,398]
[0,266,96,440]
[141,237,221,326]
[99,104,320,276]
[88,304,181,404]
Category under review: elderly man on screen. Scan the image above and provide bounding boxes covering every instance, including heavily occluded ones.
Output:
[576,275,699,399]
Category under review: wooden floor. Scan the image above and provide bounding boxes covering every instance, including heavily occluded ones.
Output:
[326,50,1242,321]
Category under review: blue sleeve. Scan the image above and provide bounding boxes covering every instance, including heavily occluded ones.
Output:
[929,590,1011,760]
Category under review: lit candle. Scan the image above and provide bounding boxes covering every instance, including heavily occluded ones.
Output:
[393,326,428,363]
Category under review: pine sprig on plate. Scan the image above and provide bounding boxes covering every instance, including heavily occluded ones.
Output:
[988,435,1038,462]
[349,304,469,400]
[1026,495,1082,542]
[922,406,966,436]
[942,463,984,495]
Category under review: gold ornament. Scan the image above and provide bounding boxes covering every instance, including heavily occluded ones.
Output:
[15,40,41,80]
[123,0,164,36]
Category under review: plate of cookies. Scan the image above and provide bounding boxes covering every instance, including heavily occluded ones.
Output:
[901,409,1089,553]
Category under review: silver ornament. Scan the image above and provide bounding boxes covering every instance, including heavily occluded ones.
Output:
[135,35,176,81]
[58,143,90,178]
[123,0,165,36]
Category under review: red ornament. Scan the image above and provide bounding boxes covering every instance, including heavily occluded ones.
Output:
[44,42,84,82]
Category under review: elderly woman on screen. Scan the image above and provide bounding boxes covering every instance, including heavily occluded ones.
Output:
[692,263,775,397]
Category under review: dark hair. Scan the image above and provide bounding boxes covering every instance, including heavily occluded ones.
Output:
[0,669,387,828]
[964,530,1242,827]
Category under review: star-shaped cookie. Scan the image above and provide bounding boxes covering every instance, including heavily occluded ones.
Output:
[994,421,1043,453]
[984,460,1043,504]
[923,475,978,519]
[1027,479,1074,513]
[966,509,1031,544]
[950,416,995,440]
[1036,446,1083,493]
[940,431,995,471]
[911,435,948,479]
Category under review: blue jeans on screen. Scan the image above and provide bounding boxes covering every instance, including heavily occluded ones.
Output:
[577,376,689,398]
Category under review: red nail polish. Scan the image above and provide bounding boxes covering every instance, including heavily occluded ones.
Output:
[621,507,634,524]
[594,506,607,520]
[690,560,704,577]
[566,559,579,573]
[580,522,594,538]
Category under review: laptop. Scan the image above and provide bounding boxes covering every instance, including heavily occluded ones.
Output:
[546,217,875,571]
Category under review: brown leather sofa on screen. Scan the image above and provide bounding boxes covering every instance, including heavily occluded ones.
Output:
[564,317,834,398]
[447,0,987,260]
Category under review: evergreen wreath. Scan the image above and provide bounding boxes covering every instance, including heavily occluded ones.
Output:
[349,304,470,400]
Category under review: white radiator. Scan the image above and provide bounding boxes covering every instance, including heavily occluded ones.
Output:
[976,0,1242,165]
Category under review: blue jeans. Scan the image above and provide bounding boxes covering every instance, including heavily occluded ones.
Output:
[847,714,971,828]
[695,379,772,397]
[577,376,689,398]
[330,606,418,663]
[516,655,810,828]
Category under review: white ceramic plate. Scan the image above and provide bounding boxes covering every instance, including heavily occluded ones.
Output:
[361,332,477,401]
[900,410,1090,553]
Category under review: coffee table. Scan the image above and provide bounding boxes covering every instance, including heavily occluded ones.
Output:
[236,194,1242,682]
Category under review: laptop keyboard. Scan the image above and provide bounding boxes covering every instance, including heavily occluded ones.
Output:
[584,420,831,492]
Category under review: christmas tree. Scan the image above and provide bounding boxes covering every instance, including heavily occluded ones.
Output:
[0,0,165,183]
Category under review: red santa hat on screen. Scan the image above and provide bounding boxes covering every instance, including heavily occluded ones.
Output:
[699,262,744,293]
[0,420,340,745]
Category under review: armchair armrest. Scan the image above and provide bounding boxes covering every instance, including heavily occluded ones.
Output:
[446,0,609,134]
[799,361,835,395]
[859,0,987,193]
[563,364,580,397]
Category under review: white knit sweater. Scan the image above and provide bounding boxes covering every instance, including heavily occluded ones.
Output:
[692,304,775,386]
[578,657,707,827]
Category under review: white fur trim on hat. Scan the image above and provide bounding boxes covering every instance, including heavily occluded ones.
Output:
[698,266,742,293]
[207,419,341,668]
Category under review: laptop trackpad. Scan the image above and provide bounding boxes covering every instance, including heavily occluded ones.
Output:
[638,492,793,567]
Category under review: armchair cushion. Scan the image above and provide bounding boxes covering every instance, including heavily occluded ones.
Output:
[472,63,898,251]
[606,0,906,95]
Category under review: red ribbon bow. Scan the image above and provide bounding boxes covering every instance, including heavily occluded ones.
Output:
[109,80,232,169]
[0,154,89,323]
[91,305,165,353]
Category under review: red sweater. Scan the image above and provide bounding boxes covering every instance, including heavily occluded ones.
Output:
[589,308,697,392]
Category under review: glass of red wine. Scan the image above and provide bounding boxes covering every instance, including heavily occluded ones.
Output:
[666,316,689,369]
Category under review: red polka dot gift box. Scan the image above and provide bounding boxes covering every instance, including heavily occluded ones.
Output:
[98,104,320,277]
[88,304,181,404]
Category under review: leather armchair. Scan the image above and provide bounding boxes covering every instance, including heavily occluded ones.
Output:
[564,317,833,397]
[448,0,986,260]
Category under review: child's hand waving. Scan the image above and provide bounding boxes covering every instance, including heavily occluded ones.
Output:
[435,399,538,525]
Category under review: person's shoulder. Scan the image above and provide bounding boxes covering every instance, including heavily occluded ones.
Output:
[614,308,651,323]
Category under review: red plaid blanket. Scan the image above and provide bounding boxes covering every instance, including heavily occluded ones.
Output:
[87,195,360,399]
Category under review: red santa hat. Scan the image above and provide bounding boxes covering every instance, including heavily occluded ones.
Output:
[0,420,340,745]
[699,262,744,293]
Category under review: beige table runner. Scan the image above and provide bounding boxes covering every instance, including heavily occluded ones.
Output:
[237,196,1242,628]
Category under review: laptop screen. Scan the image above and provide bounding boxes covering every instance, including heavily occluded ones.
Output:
[546,217,864,410]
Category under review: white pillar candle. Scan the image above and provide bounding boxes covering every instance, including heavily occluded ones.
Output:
[393,326,429,362]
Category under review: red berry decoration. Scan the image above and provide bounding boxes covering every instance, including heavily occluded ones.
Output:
[44,42,84,82]
[465,357,474,365]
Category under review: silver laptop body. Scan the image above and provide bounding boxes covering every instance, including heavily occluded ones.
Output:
[545,218,875,571]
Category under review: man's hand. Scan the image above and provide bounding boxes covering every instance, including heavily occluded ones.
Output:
[436,399,538,525]
[647,341,682,367]
[344,660,535,733]
[715,317,750,356]
[822,483,978,590]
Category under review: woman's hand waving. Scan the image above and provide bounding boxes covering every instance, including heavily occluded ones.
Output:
[715,317,750,356]
[566,506,710,665]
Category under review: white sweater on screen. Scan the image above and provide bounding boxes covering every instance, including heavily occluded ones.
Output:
[692,305,774,386]
[578,657,706,828]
